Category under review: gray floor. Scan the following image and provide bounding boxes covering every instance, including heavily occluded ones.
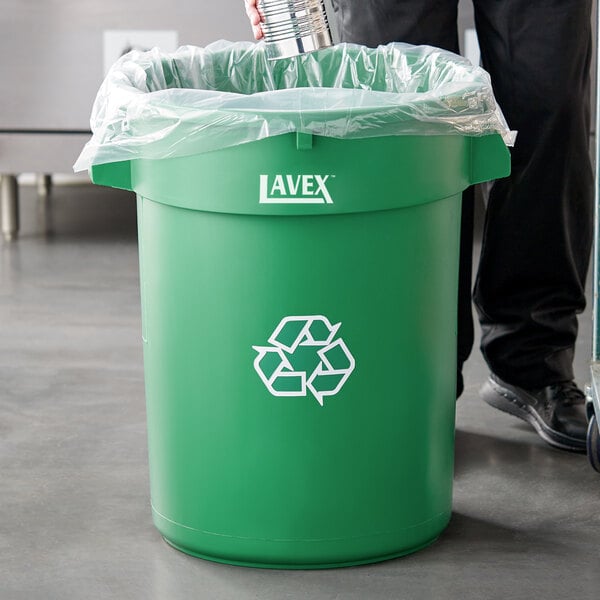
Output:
[1,183,599,600]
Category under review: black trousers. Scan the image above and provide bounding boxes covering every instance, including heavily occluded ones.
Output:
[332,0,594,391]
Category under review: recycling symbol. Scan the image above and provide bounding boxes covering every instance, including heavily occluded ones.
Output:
[253,315,355,406]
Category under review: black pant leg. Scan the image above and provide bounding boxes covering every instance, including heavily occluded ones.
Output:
[472,0,594,388]
[457,185,475,395]
[331,0,459,51]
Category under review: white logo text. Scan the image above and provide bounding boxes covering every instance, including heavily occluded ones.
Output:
[259,174,334,204]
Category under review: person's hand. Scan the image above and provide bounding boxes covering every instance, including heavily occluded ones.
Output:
[244,0,265,40]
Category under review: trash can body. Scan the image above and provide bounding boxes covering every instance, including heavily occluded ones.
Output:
[92,131,509,568]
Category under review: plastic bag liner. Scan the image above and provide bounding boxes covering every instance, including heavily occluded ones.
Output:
[74,40,515,172]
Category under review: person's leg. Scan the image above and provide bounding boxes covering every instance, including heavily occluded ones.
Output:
[456,185,475,396]
[331,0,473,395]
[473,0,593,450]
[472,0,593,388]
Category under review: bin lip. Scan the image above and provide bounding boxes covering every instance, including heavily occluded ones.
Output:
[89,133,509,217]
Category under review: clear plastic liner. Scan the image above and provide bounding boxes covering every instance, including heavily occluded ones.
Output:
[74,40,515,172]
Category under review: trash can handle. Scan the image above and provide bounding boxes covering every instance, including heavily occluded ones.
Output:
[90,160,133,192]
[469,134,511,185]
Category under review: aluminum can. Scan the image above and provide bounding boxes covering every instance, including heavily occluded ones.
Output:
[258,0,333,60]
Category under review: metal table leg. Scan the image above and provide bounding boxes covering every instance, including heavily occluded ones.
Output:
[1,174,19,242]
[36,173,52,197]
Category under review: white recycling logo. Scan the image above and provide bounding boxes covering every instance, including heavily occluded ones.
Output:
[252,315,355,406]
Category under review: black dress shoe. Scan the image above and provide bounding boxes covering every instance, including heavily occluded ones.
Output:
[480,374,587,452]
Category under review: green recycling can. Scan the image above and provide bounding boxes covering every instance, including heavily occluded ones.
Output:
[91,130,509,568]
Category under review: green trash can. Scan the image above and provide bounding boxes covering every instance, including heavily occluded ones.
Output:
[82,42,511,568]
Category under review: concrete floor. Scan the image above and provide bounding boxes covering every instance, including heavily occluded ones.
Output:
[1,182,599,600]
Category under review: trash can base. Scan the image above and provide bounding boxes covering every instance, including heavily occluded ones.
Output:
[163,535,439,570]
[154,508,451,569]
[162,536,441,570]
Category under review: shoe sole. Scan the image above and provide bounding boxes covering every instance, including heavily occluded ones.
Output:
[481,378,586,453]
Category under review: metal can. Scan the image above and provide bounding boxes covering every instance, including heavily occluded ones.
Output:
[258,0,333,60]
